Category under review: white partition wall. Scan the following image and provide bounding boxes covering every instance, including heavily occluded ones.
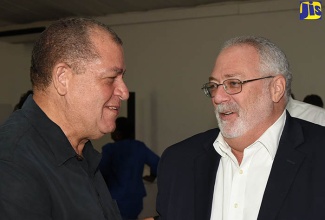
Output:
[0,0,324,154]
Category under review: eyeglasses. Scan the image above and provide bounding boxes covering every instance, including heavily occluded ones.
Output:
[201,75,275,98]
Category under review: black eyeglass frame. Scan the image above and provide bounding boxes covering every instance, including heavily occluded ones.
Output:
[201,75,275,98]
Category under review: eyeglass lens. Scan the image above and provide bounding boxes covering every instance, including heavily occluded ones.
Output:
[203,79,242,97]
[202,76,274,98]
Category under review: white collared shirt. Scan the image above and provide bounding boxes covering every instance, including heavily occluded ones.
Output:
[210,110,286,220]
[286,96,325,126]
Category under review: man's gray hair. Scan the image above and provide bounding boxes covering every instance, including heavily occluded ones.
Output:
[221,36,292,101]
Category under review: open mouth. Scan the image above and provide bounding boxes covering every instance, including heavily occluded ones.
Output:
[216,103,238,119]
[218,111,236,120]
[108,106,118,110]
[223,111,233,115]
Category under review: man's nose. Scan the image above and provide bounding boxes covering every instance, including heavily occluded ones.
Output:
[212,85,230,104]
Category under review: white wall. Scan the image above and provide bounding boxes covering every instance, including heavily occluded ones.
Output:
[0,0,324,154]
[1,1,324,216]
[99,0,325,154]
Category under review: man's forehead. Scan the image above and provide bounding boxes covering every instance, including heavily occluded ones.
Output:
[215,45,260,68]
[219,44,257,56]
[211,46,260,80]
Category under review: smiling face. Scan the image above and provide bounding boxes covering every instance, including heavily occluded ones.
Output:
[210,44,275,139]
[64,28,129,140]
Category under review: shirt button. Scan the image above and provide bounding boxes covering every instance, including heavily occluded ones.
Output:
[239,169,243,174]
[234,203,239,208]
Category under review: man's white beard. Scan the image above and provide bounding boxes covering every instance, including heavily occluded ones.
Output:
[215,89,273,139]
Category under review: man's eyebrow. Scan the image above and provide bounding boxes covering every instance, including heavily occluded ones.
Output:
[112,67,126,75]
[208,73,242,81]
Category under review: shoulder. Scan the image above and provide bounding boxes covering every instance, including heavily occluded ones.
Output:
[288,113,325,134]
[168,128,219,149]
[299,119,325,141]
[285,114,325,154]
[161,128,219,160]
[0,111,32,161]
[287,98,325,126]
[101,142,116,153]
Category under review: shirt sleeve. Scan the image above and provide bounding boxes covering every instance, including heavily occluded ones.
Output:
[143,144,160,177]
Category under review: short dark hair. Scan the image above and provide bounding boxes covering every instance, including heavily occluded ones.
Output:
[111,117,134,141]
[30,17,122,90]
[303,94,324,108]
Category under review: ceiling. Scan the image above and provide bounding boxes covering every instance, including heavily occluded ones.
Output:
[0,0,266,43]
[0,0,267,27]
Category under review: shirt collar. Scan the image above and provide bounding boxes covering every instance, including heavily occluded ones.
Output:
[214,110,286,160]
[83,141,102,174]
[257,110,286,159]
[22,95,101,173]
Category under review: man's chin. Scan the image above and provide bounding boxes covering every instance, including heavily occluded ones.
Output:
[221,131,239,139]
[219,125,243,139]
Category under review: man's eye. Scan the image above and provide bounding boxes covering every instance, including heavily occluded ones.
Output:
[105,77,116,84]
[108,76,117,80]
[228,81,240,87]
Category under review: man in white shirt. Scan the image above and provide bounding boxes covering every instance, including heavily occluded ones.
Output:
[286,96,325,126]
[156,36,325,220]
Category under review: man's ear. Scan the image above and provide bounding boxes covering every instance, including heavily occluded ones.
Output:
[270,75,286,103]
[52,63,71,96]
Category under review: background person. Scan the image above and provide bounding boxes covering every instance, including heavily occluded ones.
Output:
[99,117,160,220]
[286,95,325,126]
[303,94,324,108]
[156,36,325,220]
[0,17,128,220]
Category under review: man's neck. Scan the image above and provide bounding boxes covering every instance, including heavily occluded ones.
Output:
[33,90,88,154]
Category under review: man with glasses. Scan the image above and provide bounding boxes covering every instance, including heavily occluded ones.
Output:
[156,36,325,220]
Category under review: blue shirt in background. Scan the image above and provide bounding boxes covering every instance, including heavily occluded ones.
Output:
[99,139,160,219]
